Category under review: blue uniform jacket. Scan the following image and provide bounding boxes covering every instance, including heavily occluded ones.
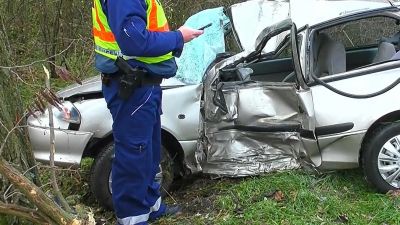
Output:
[97,0,184,78]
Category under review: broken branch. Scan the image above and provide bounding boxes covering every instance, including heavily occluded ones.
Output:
[0,201,51,225]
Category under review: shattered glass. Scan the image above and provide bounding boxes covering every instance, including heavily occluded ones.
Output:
[175,7,230,84]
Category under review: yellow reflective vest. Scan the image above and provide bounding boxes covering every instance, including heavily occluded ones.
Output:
[92,0,173,64]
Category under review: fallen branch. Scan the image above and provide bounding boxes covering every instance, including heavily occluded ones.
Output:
[0,202,51,225]
[0,158,82,225]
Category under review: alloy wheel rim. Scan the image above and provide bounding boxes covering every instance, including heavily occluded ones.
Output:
[377,135,400,188]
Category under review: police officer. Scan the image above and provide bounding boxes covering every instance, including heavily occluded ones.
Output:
[92,0,203,224]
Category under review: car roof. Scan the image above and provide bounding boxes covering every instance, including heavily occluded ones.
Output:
[230,0,397,51]
[291,0,395,27]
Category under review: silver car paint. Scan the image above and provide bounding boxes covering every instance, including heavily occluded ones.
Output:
[28,126,92,165]
[311,61,400,169]
[28,76,201,168]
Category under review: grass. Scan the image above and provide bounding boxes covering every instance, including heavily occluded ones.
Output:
[33,156,400,225]
[154,169,400,225]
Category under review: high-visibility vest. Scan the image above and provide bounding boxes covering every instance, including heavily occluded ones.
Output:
[92,0,173,64]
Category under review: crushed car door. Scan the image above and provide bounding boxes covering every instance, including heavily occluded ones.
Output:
[196,20,318,177]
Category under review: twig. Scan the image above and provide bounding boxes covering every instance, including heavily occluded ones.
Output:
[0,41,75,69]
[39,182,53,190]
[43,65,73,213]
[0,109,27,155]
[0,119,9,132]
[39,165,80,172]
[0,123,27,156]
[4,191,23,201]
[162,187,178,204]
[9,69,43,89]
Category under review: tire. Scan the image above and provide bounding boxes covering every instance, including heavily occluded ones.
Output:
[89,142,175,210]
[362,123,400,193]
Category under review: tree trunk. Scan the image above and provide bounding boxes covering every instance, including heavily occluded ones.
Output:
[0,69,42,223]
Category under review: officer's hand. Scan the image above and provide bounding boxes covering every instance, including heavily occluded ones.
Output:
[178,26,204,43]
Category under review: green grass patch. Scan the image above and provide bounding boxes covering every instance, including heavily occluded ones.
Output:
[155,170,400,225]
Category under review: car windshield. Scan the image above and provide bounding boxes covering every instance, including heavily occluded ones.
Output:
[174,7,230,85]
[174,1,291,85]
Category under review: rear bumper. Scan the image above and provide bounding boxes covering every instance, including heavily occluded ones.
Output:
[28,125,93,166]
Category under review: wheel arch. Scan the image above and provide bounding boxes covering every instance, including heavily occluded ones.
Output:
[359,110,400,165]
[161,129,186,177]
[81,132,114,161]
[81,129,186,176]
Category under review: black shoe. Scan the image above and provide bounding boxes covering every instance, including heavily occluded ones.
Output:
[149,204,182,222]
[164,205,182,217]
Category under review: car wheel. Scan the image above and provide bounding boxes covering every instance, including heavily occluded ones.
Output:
[362,123,400,193]
[89,142,175,210]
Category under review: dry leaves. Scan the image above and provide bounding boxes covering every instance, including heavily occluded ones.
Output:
[55,65,82,85]
[387,190,400,198]
[264,190,285,202]
[27,89,63,117]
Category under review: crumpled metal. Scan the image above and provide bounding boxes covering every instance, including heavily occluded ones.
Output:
[197,131,301,176]
[196,52,303,176]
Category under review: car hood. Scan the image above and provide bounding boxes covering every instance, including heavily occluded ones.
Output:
[57,76,185,99]
[228,0,290,52]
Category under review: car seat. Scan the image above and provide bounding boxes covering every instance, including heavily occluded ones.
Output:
[313,33,346,77]
[372,41,396,63]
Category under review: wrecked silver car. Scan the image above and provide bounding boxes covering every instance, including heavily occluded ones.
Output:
[198,0,400,193]
[28,0,400,210]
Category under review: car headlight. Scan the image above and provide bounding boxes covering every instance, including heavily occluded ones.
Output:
[54,101,81,124]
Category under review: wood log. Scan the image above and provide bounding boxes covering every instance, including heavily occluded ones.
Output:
[0,158,82,225]
[0,202,51,225]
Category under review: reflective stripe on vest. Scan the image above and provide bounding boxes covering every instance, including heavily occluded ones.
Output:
[92,0,173,63]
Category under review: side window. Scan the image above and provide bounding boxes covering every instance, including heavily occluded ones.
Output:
[312,16,400,78]
[323,16,398,49]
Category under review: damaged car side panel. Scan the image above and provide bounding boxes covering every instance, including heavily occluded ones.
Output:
[311,63,400,169]
[196,21,317,176]
[198,80,306,176]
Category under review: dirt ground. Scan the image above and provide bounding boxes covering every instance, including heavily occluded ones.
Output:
[92,174,239,225]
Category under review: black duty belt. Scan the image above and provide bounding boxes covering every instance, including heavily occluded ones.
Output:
[101,70,163,87]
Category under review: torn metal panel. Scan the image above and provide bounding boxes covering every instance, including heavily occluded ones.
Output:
[204,82,302,130]
[235,84,301,125]
[196,130,301,176]
[198,57,304,176]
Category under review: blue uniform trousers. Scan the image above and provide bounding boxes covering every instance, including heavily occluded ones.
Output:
[102,78,166,225]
